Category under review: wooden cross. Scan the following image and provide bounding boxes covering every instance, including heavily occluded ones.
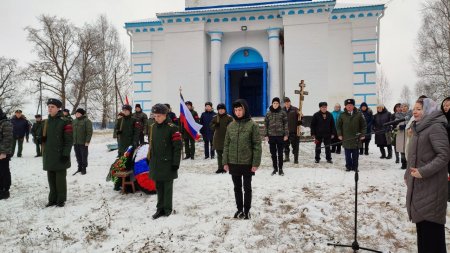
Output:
[294,80,309,136]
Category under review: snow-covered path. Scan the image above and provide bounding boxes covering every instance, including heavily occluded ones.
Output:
[1,131,448,252]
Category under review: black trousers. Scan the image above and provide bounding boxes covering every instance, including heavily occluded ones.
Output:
[0,158,11,191]
[331,136,342,153]
[139,132,145,145]
[315,136,332,161]
[416,220,447,253]
[359,139,370,154]
[269,136,284,170]
[74,144,89,173]
[284,133,299,161]
[203,137,214,158]
[232,175,252,213]
[183,136,195,157]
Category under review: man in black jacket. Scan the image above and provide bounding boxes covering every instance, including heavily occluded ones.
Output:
[10,110,30,157]
[310,102,337,163]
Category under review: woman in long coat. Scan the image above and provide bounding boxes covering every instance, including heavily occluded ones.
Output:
[395,103,412,169]
[372,105,393,159]
[405,98,449,253]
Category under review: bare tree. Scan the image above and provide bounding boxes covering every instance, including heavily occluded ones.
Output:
[90,15,129,128]
[399,85,413,105]
[0,57,25,113]
[415,0,450,101]
[67,23,100,114]
[25,15,81,109]
[377,66,392,106]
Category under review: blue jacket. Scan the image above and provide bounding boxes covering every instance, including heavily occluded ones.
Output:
[200,110,217,140]
[11,116,30,138]
[331,110,342,126]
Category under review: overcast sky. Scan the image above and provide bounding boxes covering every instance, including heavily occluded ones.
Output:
[0,0,425,113]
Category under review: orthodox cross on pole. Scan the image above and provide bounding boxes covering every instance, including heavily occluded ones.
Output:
[294,80,309,136]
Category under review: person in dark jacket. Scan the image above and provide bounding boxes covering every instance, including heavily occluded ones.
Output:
[72,108,93,175]
[42,99,73,207]
[223,99,262,219]
[148,104,182,219]
[210,103,233,173]
[265,97,288,175]
[282,97,302,163]
[200,102,217,159]
[440,96,450,202]
[0,107,13,200]
[115,105,140,157]
[373,105,393,159]
[331,103,343,154]
[181,101,199,160]
[359,102,373,155]
[10,110,30,157]
[62,108,73,122]
[392,103,402,163]
[311,102,336,163]
[132,104,148,145]
[336,99,367,172]
[31,114,43,157]
[405,98,449,253]
[165,104,178,126]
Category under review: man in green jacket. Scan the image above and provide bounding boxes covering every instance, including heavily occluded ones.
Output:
[210,103,233,173]
[0,107,13,200]
[223,99,262,219]
[42,98,73,207]
[115,105,140,157]
[336,99,367,172]
[132,104,148,145]
[149,104,182,219]
[181,101,199,160]
[72,108,93,175]
[31,114,43,157]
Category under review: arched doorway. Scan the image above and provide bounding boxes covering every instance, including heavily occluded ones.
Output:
[225,48,267,116]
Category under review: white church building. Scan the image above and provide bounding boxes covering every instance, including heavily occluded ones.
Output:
[125,0,385,116]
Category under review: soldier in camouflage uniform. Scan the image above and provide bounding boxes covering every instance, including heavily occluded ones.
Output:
[42,99,73,207]
[132,104,148,145]
[210,103,233,173]
[282,97,302,164]
[72,108,93,175]
[265,97,288,176]
[148,104,182,219]
[0,107,13,200]
[115,105,140,157]
[31,114,43,157]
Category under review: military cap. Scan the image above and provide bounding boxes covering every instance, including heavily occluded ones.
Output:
[47,98,63,108]
[152,103,169,114]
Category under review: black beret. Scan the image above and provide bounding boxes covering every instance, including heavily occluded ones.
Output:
[344,99,355,106]
[217,103,226,110]
[205,102,213,107]
[319,102,328,107]
[76,108,86,115]
[152,103,169,115]
[47,98,62,108]
[122,104,132,112]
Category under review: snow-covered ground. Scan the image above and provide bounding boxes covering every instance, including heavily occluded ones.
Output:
[1,131,449,253]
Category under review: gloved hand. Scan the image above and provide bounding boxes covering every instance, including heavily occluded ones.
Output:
[60,156,70,163]
[172,165,179,171]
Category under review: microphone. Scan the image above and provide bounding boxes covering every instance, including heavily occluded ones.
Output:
[383,116,410,126]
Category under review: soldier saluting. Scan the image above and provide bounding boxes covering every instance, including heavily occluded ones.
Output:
[42,98,73,207]
[148,104,182,219]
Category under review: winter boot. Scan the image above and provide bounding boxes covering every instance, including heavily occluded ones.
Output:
[234,210,244,219]
[271,169,278,176]
[379,147,386,159]
[395,152,400,163]
[359,148,363,155]
[386,146,393,159]
[283,154,290,162]
[294,154,299,164]
[0,190,4,200]
[244,211,251,220]
[364,145,369,155]
[401,160,407,170]
[271,156,278,175]
[279,168,284,176]
[152,209,165,220]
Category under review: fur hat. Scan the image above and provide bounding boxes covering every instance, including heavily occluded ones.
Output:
[122,104,132,112]
[344,99,355,106]
[63,108,70,113]
[185,101,193,106]
[135,104,141,109]
[217,103,226,110]
[47,98,62,108]
[152,103,169,115]
[272,97,281,104]
[164,103,171,109]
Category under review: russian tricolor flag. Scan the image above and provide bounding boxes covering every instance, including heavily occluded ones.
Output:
[179,93,202,140]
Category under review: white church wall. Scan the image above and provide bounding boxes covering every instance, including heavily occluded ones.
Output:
[131,33,154,113]
[327,22,353,110]
[185,0,294,8]
[283,14,330,115]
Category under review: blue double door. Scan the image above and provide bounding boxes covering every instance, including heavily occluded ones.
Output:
[225,62,268,117]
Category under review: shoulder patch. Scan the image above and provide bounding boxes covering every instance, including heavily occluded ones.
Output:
[64,124,73,133]
[171,131,181,142]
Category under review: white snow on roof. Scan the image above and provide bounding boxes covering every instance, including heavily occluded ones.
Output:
[335,0,386,9]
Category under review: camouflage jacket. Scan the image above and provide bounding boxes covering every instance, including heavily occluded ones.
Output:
[264,106,288,137]
[0,118,13,155]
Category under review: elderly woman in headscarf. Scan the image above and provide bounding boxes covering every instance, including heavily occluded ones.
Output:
[405,98,449,253]
[394,103,413,169]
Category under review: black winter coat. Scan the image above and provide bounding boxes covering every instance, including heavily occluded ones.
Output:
[200,110,216,140]
[310,111,337,138]
[361,108,374,140]
[11,116,30,138]
[373,108,392,146]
